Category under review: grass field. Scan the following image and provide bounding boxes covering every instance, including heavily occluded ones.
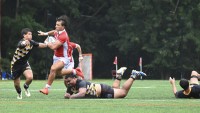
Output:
[0,79,199,113]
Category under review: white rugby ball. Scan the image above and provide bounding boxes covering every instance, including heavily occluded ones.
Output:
[48,36,56,43]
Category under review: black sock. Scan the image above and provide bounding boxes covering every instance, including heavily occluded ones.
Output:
[24,84,29,89]
[16,88,21,94]
[116,77,121,81]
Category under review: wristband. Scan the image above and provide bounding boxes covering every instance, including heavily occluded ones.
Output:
[44,32,48,35]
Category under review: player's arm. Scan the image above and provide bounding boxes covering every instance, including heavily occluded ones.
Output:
[69,88,86,99]
[75,44,83,62]
[18,40,30,48]
[46,40,63,50]
[169,77,177,96]
[29,40,47,48]
[38,30,55,36]
[38,42,48,48]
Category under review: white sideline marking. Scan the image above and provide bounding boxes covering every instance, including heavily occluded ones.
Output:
[132,87,155,89]
[0,86,155,92]
[0,88,66,92]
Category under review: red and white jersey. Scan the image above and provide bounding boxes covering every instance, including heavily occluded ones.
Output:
[68,42,77,62]
[54,29,70,57]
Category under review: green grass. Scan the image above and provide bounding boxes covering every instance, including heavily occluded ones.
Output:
[0,79,200,113]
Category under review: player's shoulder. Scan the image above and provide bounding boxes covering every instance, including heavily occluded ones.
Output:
[69,42,76,47]
[77,79,87,86]
[192,85,200,89]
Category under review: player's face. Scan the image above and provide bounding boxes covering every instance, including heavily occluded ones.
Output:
[55,21,65,31]
[65,77,76,86]
[24,32,32,40]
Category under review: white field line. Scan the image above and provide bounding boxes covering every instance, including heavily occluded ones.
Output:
[132,87,155,88]
[0,88,66,92]
[0,86,155,92]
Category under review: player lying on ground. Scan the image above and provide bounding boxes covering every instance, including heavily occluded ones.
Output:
[11,28,48,99]
[64,67,146,99]
[169,70,200,98]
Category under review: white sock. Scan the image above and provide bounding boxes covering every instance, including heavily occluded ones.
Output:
[72,69,76,75]
[45,84,51,89]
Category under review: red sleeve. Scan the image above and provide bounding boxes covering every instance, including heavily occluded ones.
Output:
[69,42,77,49]
[58,35,67,43]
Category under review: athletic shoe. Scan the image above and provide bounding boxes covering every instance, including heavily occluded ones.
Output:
[131,70,146,79]
[17,92,22,99]
[76,67,84,79]
[24,89,31,97]
[39,88,49,95]
[116,67,127,80]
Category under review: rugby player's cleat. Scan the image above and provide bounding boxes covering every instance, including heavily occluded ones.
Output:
[131,70,146,79]
[116,67,127,80]
[24,89,31,97]
[39,88,49,95]
[75,67,84,79]
[17,92,22,99]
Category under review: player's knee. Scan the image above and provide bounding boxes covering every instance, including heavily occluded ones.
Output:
[120,91,127,98]
[191,71,198,76]
[26,76,33,80]
[50,66,57,72]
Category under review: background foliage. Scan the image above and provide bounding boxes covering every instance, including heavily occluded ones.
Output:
[1,0,200,79]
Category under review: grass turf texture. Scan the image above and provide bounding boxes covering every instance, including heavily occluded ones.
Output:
[0,79,200,113]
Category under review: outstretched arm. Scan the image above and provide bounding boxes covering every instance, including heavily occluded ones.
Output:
[69,88,86,99]
[38,30,55,36]
[38,42,48,48]
[169,77,177,96]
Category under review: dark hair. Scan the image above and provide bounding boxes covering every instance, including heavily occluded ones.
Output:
[65,74,77,79]
[179,79,189,90]
[21,28,32,38]
[56,15,70,28]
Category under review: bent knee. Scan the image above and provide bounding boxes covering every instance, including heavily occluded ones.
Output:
[191,71,198,76]
[118,91,127,98]
[26,75,33,80]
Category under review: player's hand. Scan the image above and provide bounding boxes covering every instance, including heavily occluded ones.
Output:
[38,31,47,36]
[21,40,30,46]
[79,55,83,62]
[169,77,175,84]
[64,93,71,99]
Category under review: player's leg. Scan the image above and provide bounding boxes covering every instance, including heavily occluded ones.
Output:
[48,61,65,85]
[113,70,146,98]
[59,63,84,79]
[12,66,23,99]
[14,78,22,99]
[189,71,199,85]
[113,78,134,98]
[62,60,74,79]
[39,60,64,95]
[112,67,127,88]
[23,68,33,97]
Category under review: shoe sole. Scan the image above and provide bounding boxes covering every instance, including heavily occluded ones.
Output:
[39,90,48,95]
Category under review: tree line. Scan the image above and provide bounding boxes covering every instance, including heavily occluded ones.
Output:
[1,0,200,79]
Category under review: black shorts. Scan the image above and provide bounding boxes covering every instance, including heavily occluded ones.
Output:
[100,84,114,98]
[11,63,31,80]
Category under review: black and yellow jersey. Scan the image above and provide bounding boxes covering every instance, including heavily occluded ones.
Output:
[176,85,200,98]
[67,79,99,98]
[11,39,39,69]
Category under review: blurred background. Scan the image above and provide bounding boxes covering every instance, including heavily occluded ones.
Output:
[1,0,200,80]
